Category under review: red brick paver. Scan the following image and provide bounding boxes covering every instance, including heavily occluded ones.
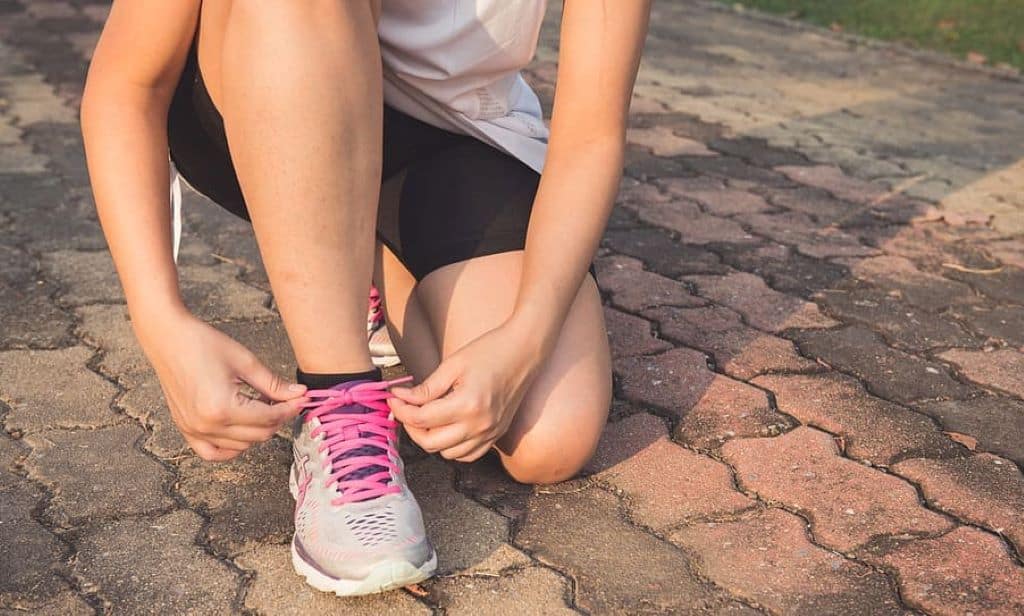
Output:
[722,427,952,552]
[587,413,754,530]
[893,454,1024,554]
[671,508,904,615]
[615,347,793,450]
[862,527,1024,616]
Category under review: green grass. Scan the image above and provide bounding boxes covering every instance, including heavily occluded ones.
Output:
[725,0,1024,71]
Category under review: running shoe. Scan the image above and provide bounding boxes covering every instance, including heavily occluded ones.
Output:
[368,285,401,368]
[289,378,436,595]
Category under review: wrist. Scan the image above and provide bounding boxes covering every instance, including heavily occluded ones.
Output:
[505,305,561,358]
[128,295,192,344]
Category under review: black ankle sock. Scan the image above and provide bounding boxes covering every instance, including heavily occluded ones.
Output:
[295,367,382,390]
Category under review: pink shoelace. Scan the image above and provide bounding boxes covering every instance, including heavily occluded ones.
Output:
[368,286,384,330]
[301,376,412,505]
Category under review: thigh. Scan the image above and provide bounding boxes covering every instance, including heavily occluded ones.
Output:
[408,252,612,484]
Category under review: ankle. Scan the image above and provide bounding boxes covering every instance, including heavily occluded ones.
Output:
[296,367,382,390]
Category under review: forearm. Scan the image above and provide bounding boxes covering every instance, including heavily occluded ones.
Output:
[511,135,623,354]
[81,84,186,330]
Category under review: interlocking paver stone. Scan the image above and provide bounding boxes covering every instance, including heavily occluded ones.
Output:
[951,304,1024,347]
[815,282,979,351]
[603,307,673,359]
[586,413,754,530]
[712,241,849,299]
[406,458,509,575]
[946,264,1024,305]
[776,165,887,204]
[893,454,1024,554]
[0,244,73,348]
[628,125,716,157]
[793,326,975,403]
[755,185,852,224]
[670,509,903,616]
[915,396,1024,466]
[735,210,879,259]
[684,272,838,332]
[682,156,793,187]
[621,198,759,245]
[74,303,148,383]
[74,509,239,614]
[515,487,727,614]
[617,176,673,205]
[644,304,819,378]
[0,347,121,432]
[681,187,776,217]
[615,347,793,450]
[595,254,705,312]
[861,527,1024,616]
[23,423,174,527]
[177,438,294,557]
[0,460,74,610]
[453,452,534,521]
[235,543,431,615]
[723,427,952,552]
[41,249,273,320]
[0,591,93,615]
[753,373,961,465]
[939,348,1024,399]
[847,255,976,312]
[118,374,188,459]
[602,227,729,277]
[706,136,808,167]
[431,567,577,616]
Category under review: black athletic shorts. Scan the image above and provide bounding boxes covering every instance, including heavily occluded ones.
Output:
[167,39,543,281]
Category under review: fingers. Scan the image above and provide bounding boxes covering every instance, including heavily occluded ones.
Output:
[390,358,461,405]
[216,424,281,444]
[442,438,493,462]
[404,423,467,454]
[187,437,244,462]
[389,395,462,430]
[229,395,306,428]
[453,441,494,463]
[218,390,305,429]
[232,349,307,402]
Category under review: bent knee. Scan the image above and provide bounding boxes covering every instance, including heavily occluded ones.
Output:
[499,435,600,486]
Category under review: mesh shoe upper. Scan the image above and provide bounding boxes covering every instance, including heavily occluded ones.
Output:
[291,378,432,579]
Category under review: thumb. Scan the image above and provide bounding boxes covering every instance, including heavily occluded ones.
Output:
[234,351,306,402]
[391,358,460,405]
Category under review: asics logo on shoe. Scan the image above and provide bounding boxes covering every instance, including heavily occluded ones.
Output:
[293,452,312,512]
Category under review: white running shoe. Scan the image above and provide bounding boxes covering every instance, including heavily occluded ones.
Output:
[289,378,436,595]
[368,286,401,368]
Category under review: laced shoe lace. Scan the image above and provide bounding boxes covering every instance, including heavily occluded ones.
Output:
[301,377,411,505]
[368,286,384,331]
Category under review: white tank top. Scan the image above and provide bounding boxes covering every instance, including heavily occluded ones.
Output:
[378,0,550,173]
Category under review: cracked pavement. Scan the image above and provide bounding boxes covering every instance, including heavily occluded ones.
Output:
[2,1,1022,614]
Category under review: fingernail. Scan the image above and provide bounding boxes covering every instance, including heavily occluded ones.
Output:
[288,384,305,392]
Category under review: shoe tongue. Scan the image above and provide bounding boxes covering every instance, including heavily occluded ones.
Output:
[325,380,390,487]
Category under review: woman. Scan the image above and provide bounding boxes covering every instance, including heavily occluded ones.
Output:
[81,0,650,596]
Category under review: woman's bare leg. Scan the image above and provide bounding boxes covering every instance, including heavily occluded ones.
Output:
[379,250,612,484]
[201,0,383,373]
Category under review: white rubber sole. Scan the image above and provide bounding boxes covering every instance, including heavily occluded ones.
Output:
[287,465,436,596]
[290,540,437,596]
[370,352,402,368]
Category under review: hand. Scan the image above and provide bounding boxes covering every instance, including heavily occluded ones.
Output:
[388,321,544,462]
[135,309,308,461]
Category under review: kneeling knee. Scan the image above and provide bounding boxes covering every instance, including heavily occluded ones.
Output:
[499,443,596,486]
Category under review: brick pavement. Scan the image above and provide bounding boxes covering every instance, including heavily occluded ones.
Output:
[1,1,1022,614]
